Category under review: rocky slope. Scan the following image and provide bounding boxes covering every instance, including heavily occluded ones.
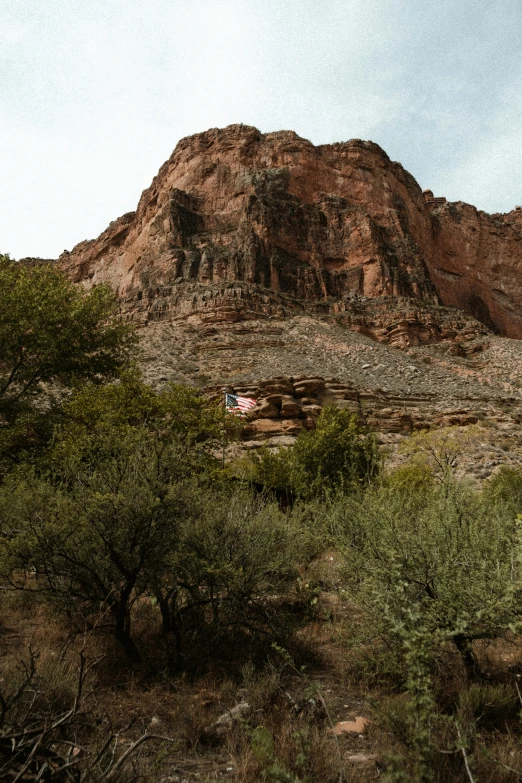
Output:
[37,124,522,478]
[139,313,522,481]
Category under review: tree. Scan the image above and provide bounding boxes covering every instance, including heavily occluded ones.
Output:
[0,375,309,669]
[0,427,310,669]
[1,427,188,662]
[0,254,135,422]
[335,481,520,678]
[484,465,522,512]
[150,490,309,671]
[398,425,482,484]
[0,371,225,662]
[253,406,380,499]
[51,371,225,483]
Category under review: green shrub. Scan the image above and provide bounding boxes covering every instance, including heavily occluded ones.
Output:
[331,482,521,678]
[251,406,379,499]
[0,254,135,422]
[484,465,522,511]
[0,429,190,663]
[398,426,481,484]
[0,424,314,670]
[152,490,315,671]
[384,462,436,494]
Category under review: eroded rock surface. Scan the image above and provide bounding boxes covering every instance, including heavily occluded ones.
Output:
[54,124,522,339]
[138,313,522,482]
[25,124,522,478]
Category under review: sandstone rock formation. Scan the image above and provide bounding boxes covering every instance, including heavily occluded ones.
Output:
[136,309,522,483]
[28,124,522,481]
[56,124,522,339]
[217,367,522,484]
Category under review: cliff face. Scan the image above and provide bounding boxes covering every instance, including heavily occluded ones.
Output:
[58,124,522,338]
[427,199,522,337]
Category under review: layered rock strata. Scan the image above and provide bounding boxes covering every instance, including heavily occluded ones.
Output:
[216,375,486,440]
[55,124,522,339]
[216,374,522,483]
[137,309,522,481]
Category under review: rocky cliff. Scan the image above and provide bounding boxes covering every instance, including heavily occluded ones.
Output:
[21,124,522,480]
[57,123,522,339]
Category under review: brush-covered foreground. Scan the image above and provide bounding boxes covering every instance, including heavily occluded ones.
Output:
[4,403,522,781]
[4,258,522,781]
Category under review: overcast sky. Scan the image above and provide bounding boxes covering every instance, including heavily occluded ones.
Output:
[2,0,522,259]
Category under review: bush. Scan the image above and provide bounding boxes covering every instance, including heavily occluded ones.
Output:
[252,406,379,499]
[0,413,317,670]
[1,428,190,663]
[0,255,135,421]
[331,482,520,678]
[398,425,481,484]
[484,465,522,511]
[154,490,316,672]
[0,649,171,781]
[0,254,136,475]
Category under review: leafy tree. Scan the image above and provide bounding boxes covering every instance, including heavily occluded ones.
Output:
[335,482,521,678]
[0,447,310,668]
[0,370,225,662]
[151,490,311,671]
[53,370,224,479]
[291,406,379,496]
[253,406,379,499]
[1,427,188,662]
[484,465,522,511]
[383,462,435,495]
[398,425,482,484]
[0,254,135,422]
[67,370,223,439]
[0,377,310,669]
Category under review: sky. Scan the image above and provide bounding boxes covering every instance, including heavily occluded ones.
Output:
[1,0,522,259]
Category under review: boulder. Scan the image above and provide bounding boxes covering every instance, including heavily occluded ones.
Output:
[332,716,370,736]
[301,404,322,417]
[294,379,326,396]
[280,396,302,417]
[249,419,303,437]
[258,378,294,395]
[255,401,280,419]
[202,702,251,743]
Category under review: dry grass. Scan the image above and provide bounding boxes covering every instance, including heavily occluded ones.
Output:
[5,583,522,782]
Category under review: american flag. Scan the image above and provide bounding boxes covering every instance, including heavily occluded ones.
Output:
[226,392,257,416]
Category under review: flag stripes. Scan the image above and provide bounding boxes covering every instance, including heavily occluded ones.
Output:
[225,393,257,416]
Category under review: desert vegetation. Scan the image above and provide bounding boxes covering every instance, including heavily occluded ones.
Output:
[3,257,522,782]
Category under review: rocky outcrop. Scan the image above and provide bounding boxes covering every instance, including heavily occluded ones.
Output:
[213,372,522,483]
[330,297,490,349]
[56,124,522,340]
[214,375,504,443]
[425,197,522,338]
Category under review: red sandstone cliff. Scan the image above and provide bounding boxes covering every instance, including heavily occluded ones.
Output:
[57,124,522,338]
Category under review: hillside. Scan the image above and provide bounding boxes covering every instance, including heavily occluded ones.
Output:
[24,123,519,480]
[7,125,522,783]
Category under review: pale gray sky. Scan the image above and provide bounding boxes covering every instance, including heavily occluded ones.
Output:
[2,0,521,259]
